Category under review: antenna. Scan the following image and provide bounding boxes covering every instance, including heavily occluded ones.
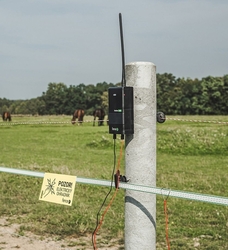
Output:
[108,14,134,135]
[119,13,126,87]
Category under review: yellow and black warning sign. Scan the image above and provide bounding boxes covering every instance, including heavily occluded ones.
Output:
[39,173,77,206]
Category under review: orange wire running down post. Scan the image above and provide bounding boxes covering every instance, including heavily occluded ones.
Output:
[164,199,171,250]
[93,139,125,250]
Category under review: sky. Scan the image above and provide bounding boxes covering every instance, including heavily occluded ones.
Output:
[0,0,227,100]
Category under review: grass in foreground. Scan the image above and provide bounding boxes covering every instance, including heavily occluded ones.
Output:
[0,115,228,249]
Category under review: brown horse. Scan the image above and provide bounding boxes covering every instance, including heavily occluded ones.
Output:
[71,109,85,125]
[93,109,105,126]
[2,112,11,122]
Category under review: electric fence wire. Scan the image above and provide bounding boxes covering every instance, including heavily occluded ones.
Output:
[166,117,228,124]
[1,116,228,126]
[0,120,107,126]
[0,166,228,206]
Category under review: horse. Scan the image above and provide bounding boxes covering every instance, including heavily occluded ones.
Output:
[93,108,105,126]
[2,112,11,122]
[71,109,85,125]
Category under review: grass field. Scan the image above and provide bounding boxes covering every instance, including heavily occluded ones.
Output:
[0,115,228,249]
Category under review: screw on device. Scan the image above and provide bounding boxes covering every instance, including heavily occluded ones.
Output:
[157,112,166,123]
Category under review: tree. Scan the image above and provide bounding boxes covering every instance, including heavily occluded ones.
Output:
[157,73,177,114]
[201,76,224,114]
[101,91,108,113]
[42,83,68,114]
[2,75,228,116]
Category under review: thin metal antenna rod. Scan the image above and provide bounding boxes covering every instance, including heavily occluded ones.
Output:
[119,13,126,87]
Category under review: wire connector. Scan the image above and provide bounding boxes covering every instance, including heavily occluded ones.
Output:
[114,170,128,189]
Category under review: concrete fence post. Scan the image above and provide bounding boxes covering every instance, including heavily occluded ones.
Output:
[124,61,157,250]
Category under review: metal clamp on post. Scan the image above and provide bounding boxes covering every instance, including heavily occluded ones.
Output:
[114,170,129,189]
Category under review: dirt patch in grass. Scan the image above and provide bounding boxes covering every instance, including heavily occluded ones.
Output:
[0,218,124,250]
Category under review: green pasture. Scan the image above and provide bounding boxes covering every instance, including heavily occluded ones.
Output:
[0,115,228,249]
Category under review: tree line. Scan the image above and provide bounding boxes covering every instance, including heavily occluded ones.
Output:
[1,73,228,116]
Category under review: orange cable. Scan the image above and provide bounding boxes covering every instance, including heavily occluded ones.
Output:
[116,139,124,172]
[164,199,171,250]
[93,188,118,249]
[93,139,124,250]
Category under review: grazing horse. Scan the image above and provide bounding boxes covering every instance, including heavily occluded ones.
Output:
[71,109,85,125]
[93,108,105,126]
[2,112,11,122]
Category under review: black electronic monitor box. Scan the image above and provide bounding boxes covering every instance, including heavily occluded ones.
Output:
[108,86,134,135]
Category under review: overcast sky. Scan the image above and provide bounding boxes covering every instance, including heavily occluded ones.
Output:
[0,0,227,100]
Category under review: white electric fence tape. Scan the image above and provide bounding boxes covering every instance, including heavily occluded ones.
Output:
[1,117,228,126]
[166,117,228,124]
[0,166,228,206]
[0,120,107,126]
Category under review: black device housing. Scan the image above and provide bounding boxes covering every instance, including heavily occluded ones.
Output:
[108,86,134,135]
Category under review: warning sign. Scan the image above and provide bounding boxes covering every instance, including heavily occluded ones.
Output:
[39,173,76,206]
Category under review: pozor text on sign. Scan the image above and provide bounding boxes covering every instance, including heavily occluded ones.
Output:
[56,181,73,197]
